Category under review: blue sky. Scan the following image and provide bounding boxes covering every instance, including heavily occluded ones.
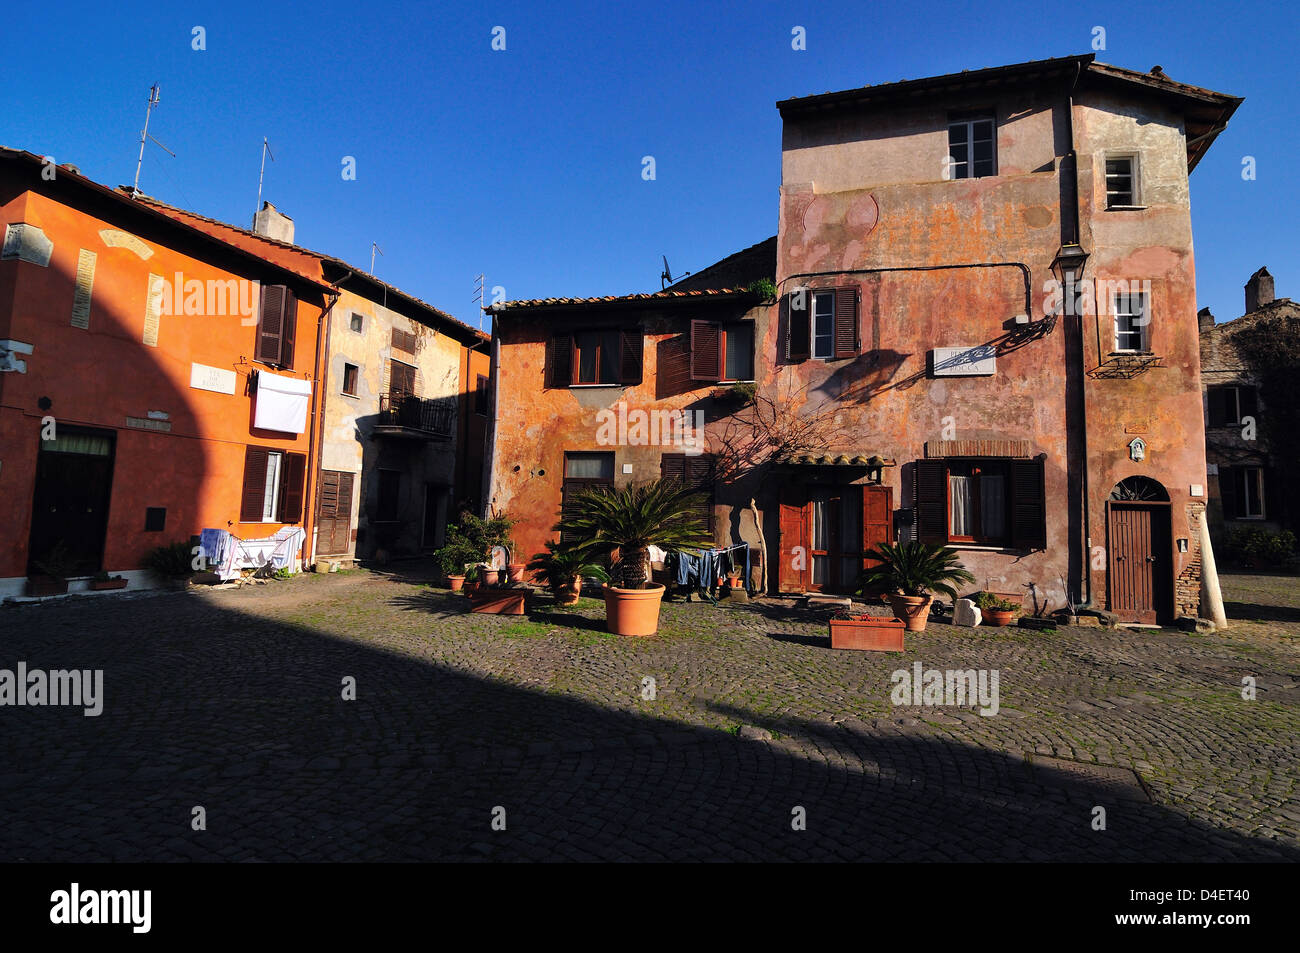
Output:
[5,0,1295,327]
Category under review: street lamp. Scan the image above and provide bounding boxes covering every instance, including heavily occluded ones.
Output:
[1052,243,1089,316]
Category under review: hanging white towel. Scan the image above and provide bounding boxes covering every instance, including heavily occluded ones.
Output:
[254,371,312,434]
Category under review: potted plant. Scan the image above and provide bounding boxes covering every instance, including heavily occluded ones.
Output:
[829,609,906,651]
[433,512,515,589]
[555,479,712,636]
[526,540,610,606]
[973,591,1019,626]
[90,570,128,591]
[142,541,197,589]
[446,572,466,591]
[468,582,529,614]
[480,566,500,586]
[858,541,975,633]
[27,542,76,596]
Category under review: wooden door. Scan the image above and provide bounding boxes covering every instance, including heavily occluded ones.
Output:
[1108,503,1171,624]
[28,429,115,576]
[862,485,894,571]
[316,470,355,555]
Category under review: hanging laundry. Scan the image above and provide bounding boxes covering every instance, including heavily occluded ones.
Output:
[253,371,312,434]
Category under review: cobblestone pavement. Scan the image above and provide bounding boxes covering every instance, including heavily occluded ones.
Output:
[1,567,1297,861]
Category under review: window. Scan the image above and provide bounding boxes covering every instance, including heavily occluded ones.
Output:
[391,327,418,353]
[546,328,642,387]
[914,457,1045,549]
[1105,155,1139,208]
[349,313,364,333]
[375,469,401,522]
[1221,466,1265,520]
[255,284,297,369]
[561,452,615,540]
[661,453,715,534]
[687,320,755,382]
[1113,289,1150,353]
[144,507,166,532]
[785,286,859,362]
[722,322,754,381]
[1207,385,1256,428]
[947,115,996,179]
[239,446,306,524]
[389,359,416,396]
[474,374,490,415]
[342,363,359,397]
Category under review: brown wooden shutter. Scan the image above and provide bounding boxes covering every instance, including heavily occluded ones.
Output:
[547,333,572,388]
[389,360,416,395]
[256,285,286,365]
[335,472,354,552]
[862,485,894,568]
[914,459,948,543]
[1207,388,1229,428]
[690,319,722,381]
[661,453,686,483]
[620,327,643,384]
[1219,467,1238,520]
[277,452,307,524]
[240,446,270,522]
[833,286,859,359]
[278,290,297,369]
[786,293,811,361]
[778,485,807,592]
[1239,386,1258,423]
[1010,458,1046,550]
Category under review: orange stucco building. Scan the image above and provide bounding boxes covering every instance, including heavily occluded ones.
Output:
[0,149,332,596]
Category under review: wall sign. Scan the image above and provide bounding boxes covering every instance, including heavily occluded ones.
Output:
[931,345,996,376]
[190,363,237,395]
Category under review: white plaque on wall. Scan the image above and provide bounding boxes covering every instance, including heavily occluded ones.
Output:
[190,362,237,395]
[932,345,996,376]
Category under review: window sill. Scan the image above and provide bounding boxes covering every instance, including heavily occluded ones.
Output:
[341,392,359,399]
[569,383,626,389]
[1105,205,1148,211]
[944,543,1030,554]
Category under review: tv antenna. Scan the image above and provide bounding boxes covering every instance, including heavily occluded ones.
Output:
[255,138,275,217]
[473,274,486,329]
[370,242,384,275]
[661,255,689,290]
[131,84,175,196]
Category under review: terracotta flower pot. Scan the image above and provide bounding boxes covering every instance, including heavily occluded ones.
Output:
[728,575,743,590]
[447,575,465,591]
[602,582,666,636]
[887,593,933,632]
[554,578,582,606]
[481,569,499,586]
[507,563,525,583]
[90,577,128,591]
[469,589,527,615]
[25,575,68,597]
[984,608,1015,627]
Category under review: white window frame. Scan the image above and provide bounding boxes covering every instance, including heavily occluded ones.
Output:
[1113,290,1150,353]
[812,291,835,360]
[1238,467,1266,519]
[262,451,283,522]
[1105,154,1141,208]
[947,116,997,179]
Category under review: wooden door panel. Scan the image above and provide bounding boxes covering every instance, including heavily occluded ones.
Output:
[1109,504,1157,624]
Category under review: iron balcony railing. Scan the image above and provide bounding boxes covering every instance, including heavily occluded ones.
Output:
[377,393,454,437]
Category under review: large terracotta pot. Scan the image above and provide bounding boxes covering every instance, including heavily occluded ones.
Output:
[602,582,666,636]
[829,617,905,651]
[469,589,527,615]
[554,578,582,606]
[447,575,465,591]
[507,563,526,583]
[984,608,1015,627]
[887,593,933,632]
[481,569,499,586]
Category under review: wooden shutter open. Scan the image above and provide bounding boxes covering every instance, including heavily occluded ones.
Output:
[833,286,859,358]
[277,452,307,524]
[278,290,298,369]
[786,293,811,361]
[1207,388,1230,428]
[389,360,416,396]
[690,320,722,381]
[661,453,686,483]
[547,333,572,388]
[914,459,948,543]
[862,485,894,568]
[620,327,643,384]
[240,446,270,522]
[1010,458,1047,550]
[1219,467,1238,520]
[256,285,287,365]
[778,485,807,592]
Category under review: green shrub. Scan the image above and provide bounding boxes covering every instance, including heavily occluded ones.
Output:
[747,278,777,301]
[143,541,195,580]
[1220,527,1296,566]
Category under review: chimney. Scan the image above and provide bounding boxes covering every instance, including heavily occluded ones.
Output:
[1245,266,1274,314]
[1197,307,1215,333]
[252,201,294,244]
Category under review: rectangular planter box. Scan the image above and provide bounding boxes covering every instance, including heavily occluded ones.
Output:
[829,617,905,652]
[25,576,68,597]
[469,589,528,615]
[90,578,128,591]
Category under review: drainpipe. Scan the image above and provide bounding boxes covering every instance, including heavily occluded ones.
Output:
[305,281,343,569]
[483,309,501,518]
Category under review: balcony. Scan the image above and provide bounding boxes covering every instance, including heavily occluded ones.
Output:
[374,393,455,440]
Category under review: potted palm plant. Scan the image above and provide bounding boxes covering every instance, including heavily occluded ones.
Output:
[555,479,712,636]
[973,591,1019,626]
[857,541,975,633]
[526,540,610,605]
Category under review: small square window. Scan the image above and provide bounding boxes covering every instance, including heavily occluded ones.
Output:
[1113,290,1150,352]
[947,115,996,179]
[144,507,166,532]
[812,292,835,360]
[350,313,364,333]
[342,363,359,397]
